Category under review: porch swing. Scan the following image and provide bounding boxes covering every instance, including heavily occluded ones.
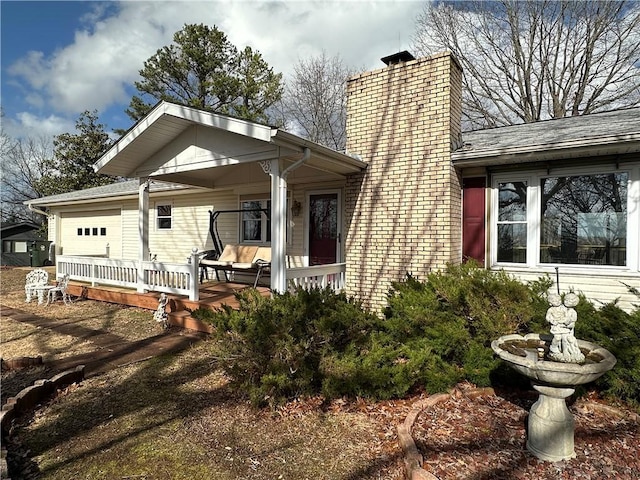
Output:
[198,208,271,286]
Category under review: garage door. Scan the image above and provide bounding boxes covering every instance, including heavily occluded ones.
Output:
[60,209,122,258]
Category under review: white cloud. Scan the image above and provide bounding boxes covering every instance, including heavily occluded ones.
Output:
[6,1,422,120]
[3,112,76,140]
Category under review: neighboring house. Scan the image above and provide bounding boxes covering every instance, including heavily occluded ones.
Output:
[1,222,51,267]
[25,51,640,311]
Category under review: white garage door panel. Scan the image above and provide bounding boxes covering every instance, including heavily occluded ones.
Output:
[60,210,122,257]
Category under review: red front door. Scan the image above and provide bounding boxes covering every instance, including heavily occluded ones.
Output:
[309,193,338,265]
[462,177,486,265]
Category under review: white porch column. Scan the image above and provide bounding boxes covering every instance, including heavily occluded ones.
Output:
[137,177,150,293]
[270,159,287,293]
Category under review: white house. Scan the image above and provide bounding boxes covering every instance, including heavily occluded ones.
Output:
[26,52,640,311]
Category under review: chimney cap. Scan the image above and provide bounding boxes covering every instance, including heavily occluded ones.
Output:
[381,51,415,66]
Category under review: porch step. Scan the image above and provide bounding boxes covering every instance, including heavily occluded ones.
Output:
[167,310,214,334]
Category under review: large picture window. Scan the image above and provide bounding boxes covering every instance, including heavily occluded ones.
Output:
[540,173,627,266]
[492,168,636,269]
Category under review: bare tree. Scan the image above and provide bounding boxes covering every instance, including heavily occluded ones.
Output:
[412,0,640,129]
[1,131,54,224]
[279,51,357,151]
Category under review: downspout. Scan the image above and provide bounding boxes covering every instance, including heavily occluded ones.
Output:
[273,147,310,293]
[28,203,49,217]
[282,147,311,179]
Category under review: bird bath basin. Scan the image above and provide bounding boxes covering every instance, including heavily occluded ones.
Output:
[492,292,616,462]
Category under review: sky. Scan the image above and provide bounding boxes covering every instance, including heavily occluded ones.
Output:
[1,0,425,141]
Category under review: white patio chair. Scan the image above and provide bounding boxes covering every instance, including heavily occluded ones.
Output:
[46,274,72,305]
[25,269,49,303]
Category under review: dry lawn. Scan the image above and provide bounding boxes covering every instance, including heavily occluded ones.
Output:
[1,268,406,479]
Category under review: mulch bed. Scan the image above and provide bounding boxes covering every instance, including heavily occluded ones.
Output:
[412,387,640,479]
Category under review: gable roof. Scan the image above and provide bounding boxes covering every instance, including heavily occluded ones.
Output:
[94,101,366,184]
[453,107,640,167]
[1,222,44,240]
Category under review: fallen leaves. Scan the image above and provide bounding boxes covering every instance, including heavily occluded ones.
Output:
[413,387,640,479]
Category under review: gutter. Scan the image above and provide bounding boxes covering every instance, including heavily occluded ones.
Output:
[453,133,640,165]
[28,203,49,217]
[282,147,311,179]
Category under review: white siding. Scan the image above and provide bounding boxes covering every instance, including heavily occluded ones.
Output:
[48,179,347,270]
[504,268,639,313]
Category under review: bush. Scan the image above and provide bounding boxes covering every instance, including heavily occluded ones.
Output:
[207,264,640,410]
[382,263,552,390]
[208,287,382,406]
[572,292,640,409]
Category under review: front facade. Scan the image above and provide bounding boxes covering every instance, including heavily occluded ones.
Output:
[456,108,640,311]
[26,52,640,312]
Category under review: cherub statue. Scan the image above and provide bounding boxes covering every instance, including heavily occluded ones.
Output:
[546,292,585,363]
[153,293,169,330]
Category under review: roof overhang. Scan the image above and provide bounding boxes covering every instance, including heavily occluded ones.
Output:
[453,132,640,168]
[94,102,366,187]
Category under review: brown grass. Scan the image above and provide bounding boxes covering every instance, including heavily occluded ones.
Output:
[1,268,406,479]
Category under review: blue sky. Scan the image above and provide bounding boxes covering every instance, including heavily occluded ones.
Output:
[1,0,424,141]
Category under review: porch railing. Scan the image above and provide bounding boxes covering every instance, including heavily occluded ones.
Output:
[57,253,200,301]
[286,263,346,291]
[56,254,347,302]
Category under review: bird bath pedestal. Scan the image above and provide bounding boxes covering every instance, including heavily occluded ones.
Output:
[491,333,616,462]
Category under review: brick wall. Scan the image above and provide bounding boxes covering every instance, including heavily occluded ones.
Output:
[344,52,463,312]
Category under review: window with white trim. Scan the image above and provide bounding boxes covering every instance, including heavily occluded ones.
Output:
[240,200,271,243]
[492,165,639,270]
[497,181,528,263]
[239,197,292,244]
[157,204,172,230]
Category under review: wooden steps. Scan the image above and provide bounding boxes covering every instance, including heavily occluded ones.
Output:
[167,310,213,334]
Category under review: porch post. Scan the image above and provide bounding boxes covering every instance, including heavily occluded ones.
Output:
[137,177,150,293]
[270,159,287,293]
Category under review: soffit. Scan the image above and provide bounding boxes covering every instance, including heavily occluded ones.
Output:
[95,102,366,181]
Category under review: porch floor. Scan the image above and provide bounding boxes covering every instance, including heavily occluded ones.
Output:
[67,280,271,313]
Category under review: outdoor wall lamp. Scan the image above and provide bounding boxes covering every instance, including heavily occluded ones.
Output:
[291,200,302,217]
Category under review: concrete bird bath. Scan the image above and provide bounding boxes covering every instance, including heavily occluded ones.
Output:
[491,292,617,462]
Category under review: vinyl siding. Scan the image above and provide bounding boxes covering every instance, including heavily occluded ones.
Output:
[504,268,639,313]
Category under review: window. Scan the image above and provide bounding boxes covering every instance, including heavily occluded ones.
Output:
[240,200,271,243]
[84,228,90,236]
[100,227,107,236]
[92,227,98,236]
[540,173,627,266]
[78,228,83,236]
[492,167,637,269]
[497,181,527,263]
[157,204,172,230]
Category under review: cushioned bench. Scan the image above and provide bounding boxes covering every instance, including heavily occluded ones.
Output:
[200,245,271,287]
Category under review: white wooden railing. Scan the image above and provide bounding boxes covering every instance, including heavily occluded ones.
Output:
[57,251,200,301]
[56,253,346,303]
[286,262,346,291]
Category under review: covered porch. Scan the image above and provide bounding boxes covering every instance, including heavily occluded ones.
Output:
[64,101,364,302]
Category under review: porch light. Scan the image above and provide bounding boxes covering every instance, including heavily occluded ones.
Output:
[291,200,302,217]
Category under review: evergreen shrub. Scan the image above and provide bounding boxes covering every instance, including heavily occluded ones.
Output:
[205,264,640,409]
[382,263,552,390]
[572,290,640,409]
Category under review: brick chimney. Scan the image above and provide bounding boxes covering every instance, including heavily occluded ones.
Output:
[343,51,463,310]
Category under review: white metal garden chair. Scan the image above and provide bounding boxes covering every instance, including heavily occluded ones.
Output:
[46,274,72,305]
[25,269,49,303]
